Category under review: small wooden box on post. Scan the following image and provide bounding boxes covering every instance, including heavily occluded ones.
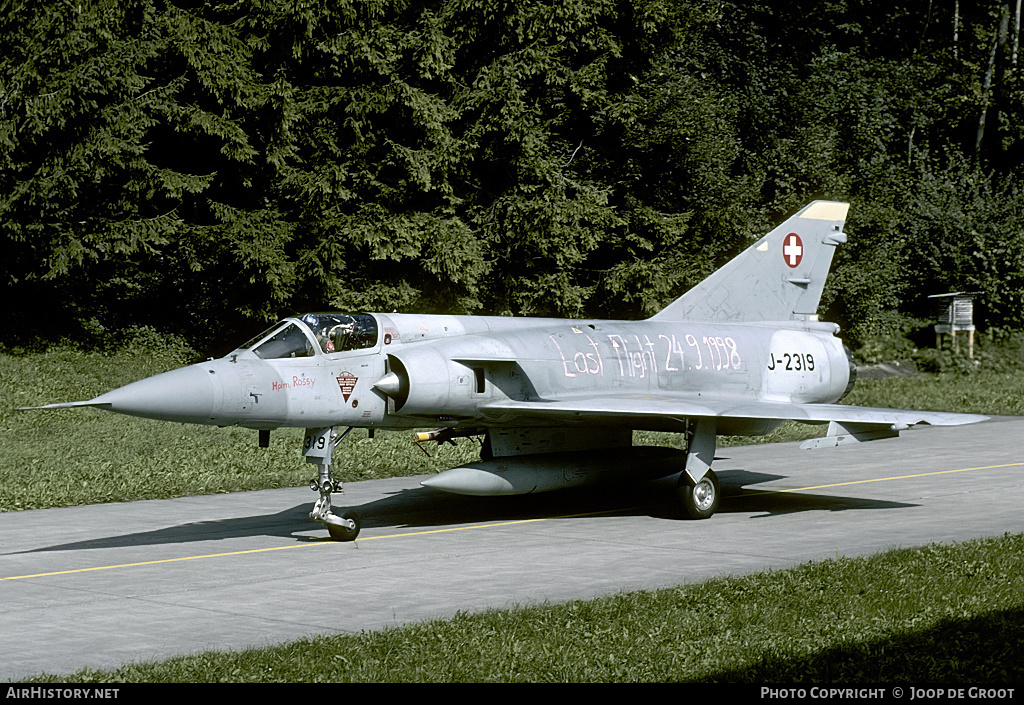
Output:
[930,291,979,358]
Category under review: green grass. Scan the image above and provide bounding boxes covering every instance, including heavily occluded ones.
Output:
[3,338,1023,512]
[23,532,1024,683]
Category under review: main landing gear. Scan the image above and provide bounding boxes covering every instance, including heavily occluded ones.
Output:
[305,426,362,541]
[676,417,720,520]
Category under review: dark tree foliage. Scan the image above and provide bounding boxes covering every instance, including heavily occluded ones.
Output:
[2,0,1022,350]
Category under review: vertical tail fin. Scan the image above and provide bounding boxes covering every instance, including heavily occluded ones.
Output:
[651,201,849,323]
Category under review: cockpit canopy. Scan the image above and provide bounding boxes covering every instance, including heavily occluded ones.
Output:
[242,313,379,359]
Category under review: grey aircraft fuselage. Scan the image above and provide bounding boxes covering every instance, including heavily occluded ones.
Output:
[169,314,850,437]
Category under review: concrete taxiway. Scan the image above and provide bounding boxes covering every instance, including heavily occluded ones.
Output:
[2,417,1023,680]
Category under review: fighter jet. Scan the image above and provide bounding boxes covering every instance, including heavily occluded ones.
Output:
[22,201,986,540]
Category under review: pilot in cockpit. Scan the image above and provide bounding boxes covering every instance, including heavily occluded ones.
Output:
[301,314,355,354]
[324,319,355,353]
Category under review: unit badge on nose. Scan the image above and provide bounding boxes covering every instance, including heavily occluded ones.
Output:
[336,372,357,402]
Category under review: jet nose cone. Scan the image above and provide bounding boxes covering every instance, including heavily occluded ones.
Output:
[94,364,220,423]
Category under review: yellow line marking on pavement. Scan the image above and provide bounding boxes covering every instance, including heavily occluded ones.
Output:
[1,544,321,581]
[355,516,548,543]
[737,461,1024,496]
[0,513,608,582]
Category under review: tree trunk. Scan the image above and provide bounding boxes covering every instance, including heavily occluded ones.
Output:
[976,7,1009,157]
[1014,0,1021,67]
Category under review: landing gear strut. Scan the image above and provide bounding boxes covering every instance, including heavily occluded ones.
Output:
[677,417,719,519]
[305,426,361,541]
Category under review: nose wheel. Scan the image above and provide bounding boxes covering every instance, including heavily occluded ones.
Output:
[305,426,362,541]
[309,476,362,541]
[328,509,361,541]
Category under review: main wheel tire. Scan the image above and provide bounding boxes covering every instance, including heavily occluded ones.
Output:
[327,509,361,541]
[677,469,719,520]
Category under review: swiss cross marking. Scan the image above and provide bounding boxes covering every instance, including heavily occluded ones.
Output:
[783,233,803,268]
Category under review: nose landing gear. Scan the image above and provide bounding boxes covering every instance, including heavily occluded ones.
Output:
[305,426,362,541]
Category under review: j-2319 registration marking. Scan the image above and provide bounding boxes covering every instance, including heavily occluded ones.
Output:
[767,352,815,372]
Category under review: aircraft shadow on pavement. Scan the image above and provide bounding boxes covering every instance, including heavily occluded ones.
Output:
[10,503,318,554]
[16,469,916,555]
[714,468,919,518]
[351,468,914,528]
